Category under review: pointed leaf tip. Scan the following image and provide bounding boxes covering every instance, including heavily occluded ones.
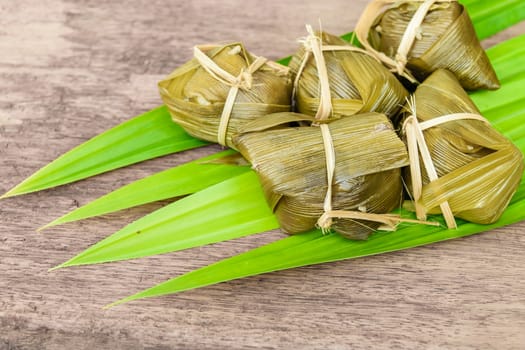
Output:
[1,178,36,198]
[105,277,189,307]
[50,254,84,271]
[2,106,207,198]
[37,217,65,231]
[103,300,122,309]
[0,188,17,199]
[48,264,63,272]
[53,171,278,268]
[37,224,51,232]
[104,292,146,309]
[39,149,247,228]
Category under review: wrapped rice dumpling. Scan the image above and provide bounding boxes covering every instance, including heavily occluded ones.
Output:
[158,43,292,149]
[234,112,412,240]
[288,26,408,120]
[402,69,523,228]
[355,0,500,90]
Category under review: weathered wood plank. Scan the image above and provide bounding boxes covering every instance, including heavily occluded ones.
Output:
[1,1,524,349]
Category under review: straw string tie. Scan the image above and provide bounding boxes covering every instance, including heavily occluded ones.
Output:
[402,98,491,229]
[193,45,268,146]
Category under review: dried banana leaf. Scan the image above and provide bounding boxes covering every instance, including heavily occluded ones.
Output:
[402,69,524,226]
[356,0,500,90]
[234,112,409,239]
[159,43,292,149]
[288,30,408,120]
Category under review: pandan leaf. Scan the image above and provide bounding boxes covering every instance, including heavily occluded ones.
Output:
[1,107,207,198]
[110,179,525,308]
[1,0,520,198]
[41,150,248,229]
[462,0,525,40]
[107,197,525,308]
[105,33,525,305]
[58,32,525,268]
[52,171,278,269]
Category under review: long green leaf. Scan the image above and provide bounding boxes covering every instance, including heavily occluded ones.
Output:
[52,171,278,269]
[36,0,525,222]
[1,0,519,199]
[1,107,207,198]
[63,32,525,268]
[110,175,525,308]
[107,33,525,306]
[41,150,248,229]
[107,196,525,307]
[461,0,525,40]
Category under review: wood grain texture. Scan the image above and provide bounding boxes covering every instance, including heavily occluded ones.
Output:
[1,1,524,349]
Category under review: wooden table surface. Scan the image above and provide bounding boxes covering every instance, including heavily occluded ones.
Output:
[1,1,524,349]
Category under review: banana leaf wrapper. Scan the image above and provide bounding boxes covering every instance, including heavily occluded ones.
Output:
[403,69,523,225]
[288,31,408,120]
[357,0,499,90]
[158,43,292,150]
[234,112,409,240]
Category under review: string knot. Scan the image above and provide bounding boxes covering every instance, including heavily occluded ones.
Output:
[402,96,491,229]
[300,31,321,53]
[294,28,441,235]
[355,0,454,84]
[293,25,333,121]
[316,212,333,234]
[192,44,268,146]
[234,69,253,90]
[394,52,408,75]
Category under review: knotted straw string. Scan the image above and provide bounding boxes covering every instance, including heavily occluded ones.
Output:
[316,120,434,232]
[294,25,334,121]
[294,27,439,233]
[318,123,336,231]
[293,25,382,118]
[402,97,491,229]
[193,45,268,146]
[294,26,335,231]
[355,0,456,82]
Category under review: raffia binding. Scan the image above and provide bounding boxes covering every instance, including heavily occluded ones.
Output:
[402,96,491,229]
[295,26,439,233]
[355,0,457,82]
[316,122,440,233]
[193,45,268,146]
[294,25,333,121]
[293,25,381,118]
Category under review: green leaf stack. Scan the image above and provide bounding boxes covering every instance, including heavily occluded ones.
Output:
[1,0,524,307]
